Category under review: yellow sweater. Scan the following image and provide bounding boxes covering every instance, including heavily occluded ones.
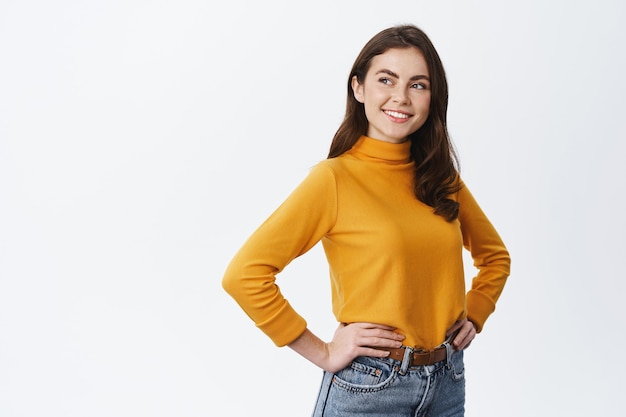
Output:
[222,136,510,349]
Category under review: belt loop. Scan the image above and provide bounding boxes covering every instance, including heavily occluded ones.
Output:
[399,346,413,375]
[442,341,453,370]
[443,329,459,370]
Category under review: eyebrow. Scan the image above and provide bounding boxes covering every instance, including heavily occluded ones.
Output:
[375,69,430,81]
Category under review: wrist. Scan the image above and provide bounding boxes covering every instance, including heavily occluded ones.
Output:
[288,329,331,370]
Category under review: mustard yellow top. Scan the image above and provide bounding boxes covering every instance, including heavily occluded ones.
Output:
[222,136,510,349]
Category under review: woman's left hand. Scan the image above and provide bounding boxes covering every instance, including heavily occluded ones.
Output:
[446,319,477,350]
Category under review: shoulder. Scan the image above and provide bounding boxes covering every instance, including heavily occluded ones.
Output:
[455,177,491,221]
[303,154,366,189]
[308,157,350,179]
[293,159,341,193]
[455,176,473,202]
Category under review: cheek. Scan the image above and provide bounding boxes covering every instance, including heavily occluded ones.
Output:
[362,105,379,125]
[363,93,384,114]
[416,96,431,115]
[363,85,388,103]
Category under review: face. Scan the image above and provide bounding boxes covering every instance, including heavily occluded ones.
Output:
[352,47,431,144]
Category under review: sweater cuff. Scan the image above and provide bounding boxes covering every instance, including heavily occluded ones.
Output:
[466,290,496,333]
[256,300,307,347]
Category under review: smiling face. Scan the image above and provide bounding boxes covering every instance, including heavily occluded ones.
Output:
[352,47,431,144]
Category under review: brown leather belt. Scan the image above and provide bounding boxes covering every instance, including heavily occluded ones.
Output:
[376,345,448,366]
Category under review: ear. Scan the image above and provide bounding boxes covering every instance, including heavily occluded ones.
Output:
[351,75,364,103]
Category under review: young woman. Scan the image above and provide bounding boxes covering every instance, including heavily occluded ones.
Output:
[222,24,510,416]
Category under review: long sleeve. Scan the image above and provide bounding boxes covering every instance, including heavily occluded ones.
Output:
[457,182,511,332]
[224,137,511,349]
[222,164,338,346]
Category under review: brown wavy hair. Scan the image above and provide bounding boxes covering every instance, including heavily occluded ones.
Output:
[328,24,461,221]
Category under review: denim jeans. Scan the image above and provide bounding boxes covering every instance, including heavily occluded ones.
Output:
[312,346,465,417]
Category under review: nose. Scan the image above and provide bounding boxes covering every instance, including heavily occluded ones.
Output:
[392,88,409,104]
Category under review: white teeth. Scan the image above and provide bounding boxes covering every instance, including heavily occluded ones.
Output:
[385,110,409,119]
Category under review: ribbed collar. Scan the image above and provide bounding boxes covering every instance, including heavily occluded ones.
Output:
[348,136,412,164]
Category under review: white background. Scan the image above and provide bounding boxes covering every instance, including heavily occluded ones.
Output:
[1,0,625,415]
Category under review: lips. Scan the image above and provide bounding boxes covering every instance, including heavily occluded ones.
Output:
[383,109,411,120]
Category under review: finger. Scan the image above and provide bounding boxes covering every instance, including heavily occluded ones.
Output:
[354,328,403,343]
[347,323,404,343]
[453,323,476,349]
[453,334,469,350]
[358,335,404,349]
[446,320,464,337]
[351,328,405,348]
[359,346,394,358]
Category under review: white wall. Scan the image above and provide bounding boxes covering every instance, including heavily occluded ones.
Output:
[1,1,624,415]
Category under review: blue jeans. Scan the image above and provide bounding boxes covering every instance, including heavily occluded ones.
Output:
[312,346,465,417]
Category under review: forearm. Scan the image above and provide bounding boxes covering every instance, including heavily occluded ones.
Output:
[458,183,511,332]
[288,328,331,371]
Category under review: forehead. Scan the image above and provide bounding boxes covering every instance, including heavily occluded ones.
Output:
[369,47,429,76]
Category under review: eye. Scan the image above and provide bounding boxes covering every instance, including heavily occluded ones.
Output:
[379,77,393,85]
[411,82,428,90]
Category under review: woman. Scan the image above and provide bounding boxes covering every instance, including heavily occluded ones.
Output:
[222,24,510,416]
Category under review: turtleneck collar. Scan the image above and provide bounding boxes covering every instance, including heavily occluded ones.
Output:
[348,135,412,164]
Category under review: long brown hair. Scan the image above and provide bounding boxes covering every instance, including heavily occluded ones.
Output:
[328,25,461,221]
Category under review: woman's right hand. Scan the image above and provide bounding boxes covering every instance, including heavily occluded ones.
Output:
[323,322,405,373]
[288,323,405,373]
